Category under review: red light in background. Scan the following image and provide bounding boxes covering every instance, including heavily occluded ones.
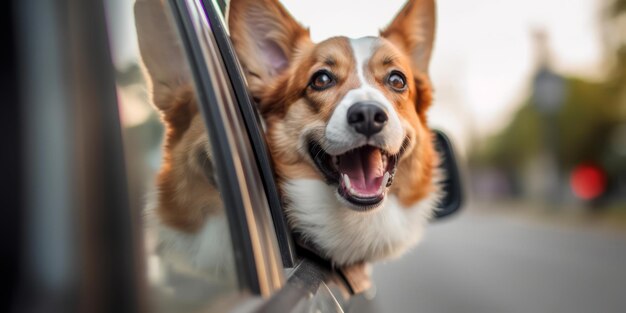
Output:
[570,164,607,200]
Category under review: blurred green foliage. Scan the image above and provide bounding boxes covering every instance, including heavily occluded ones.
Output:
[611,0,626,17]
[473,0,626,177]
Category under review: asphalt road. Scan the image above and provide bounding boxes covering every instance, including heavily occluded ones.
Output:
[367,209,626,313]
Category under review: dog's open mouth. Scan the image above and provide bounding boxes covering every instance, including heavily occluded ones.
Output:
[308,140,408,211]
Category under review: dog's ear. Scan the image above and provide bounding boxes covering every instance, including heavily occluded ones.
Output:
[228,0,312,98]
[381,0,436,76]
[134,0,192,112]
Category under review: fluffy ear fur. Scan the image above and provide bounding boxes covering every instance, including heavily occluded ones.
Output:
[381,0,436,75]
[228,0,312,98]
[134,0,191,112]
[135,0,198,147]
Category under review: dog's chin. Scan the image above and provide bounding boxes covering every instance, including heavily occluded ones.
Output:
[307,138,409,212]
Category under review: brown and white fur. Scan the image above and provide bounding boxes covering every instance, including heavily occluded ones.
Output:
[135,0,441,277]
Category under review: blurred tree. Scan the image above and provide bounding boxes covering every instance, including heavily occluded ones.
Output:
[602,0,626,179]
[604,0,626,82]
[477,78,617,170]
[471,0,626,201]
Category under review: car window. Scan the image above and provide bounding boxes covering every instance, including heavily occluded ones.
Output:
[106,0,241,311]
[106,0,286,308]
[169,0,285,293]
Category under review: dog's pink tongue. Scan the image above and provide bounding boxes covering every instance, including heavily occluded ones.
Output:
[338,146,384,194]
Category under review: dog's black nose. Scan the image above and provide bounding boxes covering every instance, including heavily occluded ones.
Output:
[347,102,388,137]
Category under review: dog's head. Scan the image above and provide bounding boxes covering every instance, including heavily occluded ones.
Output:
[137,0,441,268]
[229,0,438,213]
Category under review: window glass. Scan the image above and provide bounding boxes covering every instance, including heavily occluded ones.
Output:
[104,0,240,311]
[177,0,285,294]
[201,0,297,268]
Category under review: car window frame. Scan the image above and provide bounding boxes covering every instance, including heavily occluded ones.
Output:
[168,0,285,296]
[199,0,297,267]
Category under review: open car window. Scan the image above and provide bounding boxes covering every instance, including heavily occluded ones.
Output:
[111,0,242,311]
[108,0,285,310]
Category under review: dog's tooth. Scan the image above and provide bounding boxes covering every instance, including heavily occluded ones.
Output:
[349,186,357,196]
[343,174,351,190]
[379,172,391,194]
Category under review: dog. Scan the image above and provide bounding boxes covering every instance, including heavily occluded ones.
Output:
[135,0,441,280]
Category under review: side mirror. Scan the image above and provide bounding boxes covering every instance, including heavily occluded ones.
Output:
[433,130,463,219]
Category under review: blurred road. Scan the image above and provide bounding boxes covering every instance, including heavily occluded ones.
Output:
[368,209,626,313]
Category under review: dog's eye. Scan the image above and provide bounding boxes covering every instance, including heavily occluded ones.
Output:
[387,71,407,92]
[309,70,336,91]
